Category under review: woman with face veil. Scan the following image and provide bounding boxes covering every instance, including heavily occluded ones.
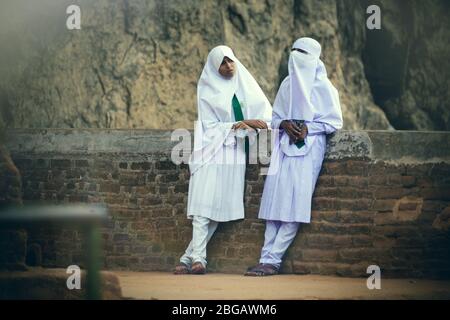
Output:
[174,45,272,274]
[246,37,343,276]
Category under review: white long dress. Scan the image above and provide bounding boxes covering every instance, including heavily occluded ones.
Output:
[257,131,327,223]
[187,45,272,223]
[187,98,247,222]
[258,78,339,223]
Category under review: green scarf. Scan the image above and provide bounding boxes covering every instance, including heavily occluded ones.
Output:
[232,95,250,156]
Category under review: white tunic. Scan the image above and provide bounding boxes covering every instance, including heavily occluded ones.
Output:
[187,45,272,223]
[187,104,247,222]
[258,38,343,223]
[258,78,338,223]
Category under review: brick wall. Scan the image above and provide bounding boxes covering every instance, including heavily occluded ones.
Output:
[5,129,450,278]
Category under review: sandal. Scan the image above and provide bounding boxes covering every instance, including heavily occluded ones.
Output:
[174,262,191,275]
[245,263,264,273]
[191,261,206,275]
[245,263,279,277]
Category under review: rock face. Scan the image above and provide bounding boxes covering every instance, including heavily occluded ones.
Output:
[362,0,450,130]
[0,0,448,130]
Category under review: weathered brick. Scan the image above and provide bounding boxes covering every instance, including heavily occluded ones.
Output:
[148,206,173,218]
[130,162,152,170]
[75,160,89,167]
[119,162,128,169]
[310,221,370,235]
[373,225,418,238]
[99,183,120,193]
[337,211,373,224]
[347,176,369,188]
[345,160,369,176]
[165,194,185,205]
[130,222,152,231]
[157,173,180,183]
[134,185,156,195]
[301,249,338,262]
[292,261,315,274]
[113,233,130,242]
[314,187,337,197]
[373,187,406,199]
[374,212,397,225]
[351,235,373,247]
[154,219,176,228]
[372,199,396,212]
[248,196,261,206]
[338,248,390,263]
[68,194,88,202]
[245,167,260,181]
[421,187,450,200]
[306,234,352,248]
[142,256,164,265]
[322,161,345,175]
[34,159,50,168]
[155,161,177,171]
[141,195,163,206]
[335,198,371,210]
[401,175,416,188]
[13,158,33,169]
[119,172,146,186]
[311,210,339,223]
[174,184,188,193]
[398,201,419,211]
[157,183,170,194]
[103,195,126,205]
[336,187,371,199]
[368,175,388,186]
[225,247,237,258]
[316,175,334,187]
[51,159,72,168]
[93,159,113,169]
[312,197,335,210]
[249,183,264,194]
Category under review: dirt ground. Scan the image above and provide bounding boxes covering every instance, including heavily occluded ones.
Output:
[115,271,450,300]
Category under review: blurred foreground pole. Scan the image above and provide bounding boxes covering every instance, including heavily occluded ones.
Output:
[0,203,108,300]
[85,222,101,300]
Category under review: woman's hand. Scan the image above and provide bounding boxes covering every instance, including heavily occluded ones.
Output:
[241,119,268,130]
[281,120,301,144]
[232,121,254,131]
[297,124,308,140]
[281,120,308,144]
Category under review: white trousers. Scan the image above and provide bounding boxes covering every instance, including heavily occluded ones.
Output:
[180,215,219,267]
[259,220,300,268]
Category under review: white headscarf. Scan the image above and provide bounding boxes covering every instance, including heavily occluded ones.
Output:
[189,45,272,174]
[274,37,343,157]
[287,37,342,127]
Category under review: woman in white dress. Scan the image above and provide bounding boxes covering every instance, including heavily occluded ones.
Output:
[245,37,343,276]
[174,45,272,274]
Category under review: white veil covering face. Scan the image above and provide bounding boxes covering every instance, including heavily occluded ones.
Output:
[189,45,272,175]
[273,37,343,158]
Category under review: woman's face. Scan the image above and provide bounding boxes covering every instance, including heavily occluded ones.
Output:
[218,56,235,78]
